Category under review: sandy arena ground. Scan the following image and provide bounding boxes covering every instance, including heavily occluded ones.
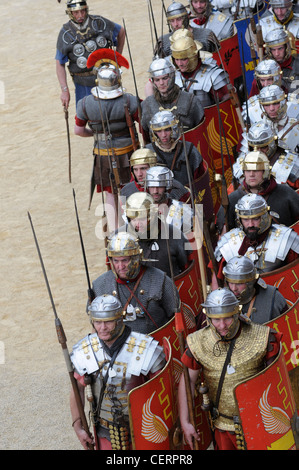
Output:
[0,0,165,450]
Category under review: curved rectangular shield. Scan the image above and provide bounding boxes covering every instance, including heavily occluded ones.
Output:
[128,338,178,450]
[234,345,298,450]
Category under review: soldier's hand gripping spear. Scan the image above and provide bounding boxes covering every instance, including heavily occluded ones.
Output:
[27,212,94,450]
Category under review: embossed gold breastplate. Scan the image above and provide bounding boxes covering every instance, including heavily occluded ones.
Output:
[187,323,270,431]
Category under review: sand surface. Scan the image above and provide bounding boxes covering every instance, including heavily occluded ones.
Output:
[0,0,165,450]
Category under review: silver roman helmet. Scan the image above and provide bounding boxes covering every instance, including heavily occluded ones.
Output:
[149,110,181,146]
[269,0,293,23]
[254,59,282,89]
[235,193,272,234]
[166,1,189,29]
[201,288,242,340]
[88,294,125,340]
[258,85,287,121]
[247,121,278,159]
[144,166,174,191]
[93,63,123,99]
[148,57,176,92]
[223,256,259,304]
[66,0,88,21]
[264,28,292,61]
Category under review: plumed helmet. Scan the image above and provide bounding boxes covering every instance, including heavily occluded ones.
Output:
[201,288,241,319]
[166,2,189,29]
[247,121,277,159]
[235,194,272,234]
[130,148,157,168]
[254,59,282,89]
[144,166,174,190]
[66,1,88,21]
[149,110,181,145]
[241,150,272,180]
[264,28,292,61]
[88,294,124,340]
[258,85,287,121]
[94,64,123,99]
[125,192,158,220]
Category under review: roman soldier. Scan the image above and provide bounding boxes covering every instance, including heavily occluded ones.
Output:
[56,0,125,107]
[119,192,193,278]
[142,56,205,140]
[259,0,299,42]
[70,294,166,450]
[223,255,288,322]
[74,49,139,231]
[214,194,299,282]
[91,232,180,334]
[146,110,205,187]
[188,0,234,41]
[178,288,282,450]
[235,122,299,189]
[155,1,219,57]
[263,27,299,94]
[170,35,229,107]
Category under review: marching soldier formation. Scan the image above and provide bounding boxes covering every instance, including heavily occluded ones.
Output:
[50,0,299,452]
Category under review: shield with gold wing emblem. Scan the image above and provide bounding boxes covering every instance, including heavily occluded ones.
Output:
[234,345,299,450]
[128,337,177,450]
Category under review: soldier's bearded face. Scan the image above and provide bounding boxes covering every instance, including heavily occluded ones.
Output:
[72,9,88,23]
[192,0,207,15]
[148,186,166,203]
[241,217,261,240]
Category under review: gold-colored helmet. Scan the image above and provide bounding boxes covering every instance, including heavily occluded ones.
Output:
[130,148,157,168]
[125,193,158,221]
[106,232,143,280]
[241,150,272,180]
[171,36,202,72]
[169,28,194,45]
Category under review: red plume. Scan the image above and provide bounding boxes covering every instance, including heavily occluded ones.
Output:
[87,48,129,69]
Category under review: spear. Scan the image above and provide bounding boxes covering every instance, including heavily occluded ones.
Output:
[27,211,94,450]
[64,105,72,183]
[72,189,95,304]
